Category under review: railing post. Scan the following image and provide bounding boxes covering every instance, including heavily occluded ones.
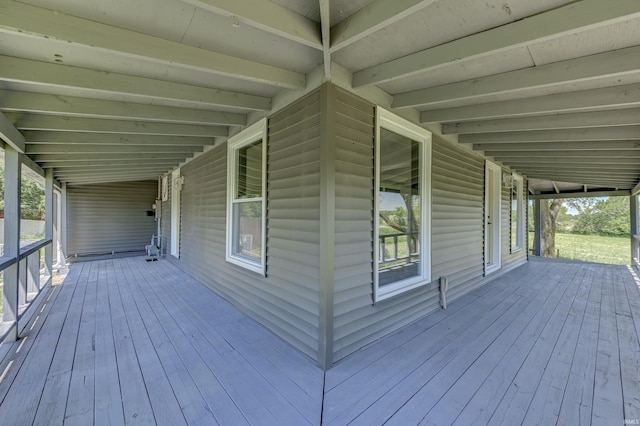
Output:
[3,146,21,341]
[44,169,54,284]
[630,195,638,266]
[533,197,542,257]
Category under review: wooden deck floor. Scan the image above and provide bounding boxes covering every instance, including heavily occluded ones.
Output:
[0,257,638,425]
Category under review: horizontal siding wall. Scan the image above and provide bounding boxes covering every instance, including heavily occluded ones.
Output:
[175,90,322,362]
[332,99,489,362]
[67,180,157,256]
[431,137,486,301]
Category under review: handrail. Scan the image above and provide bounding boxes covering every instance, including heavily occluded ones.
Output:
[0,255,17,271]
[18,238,52,261]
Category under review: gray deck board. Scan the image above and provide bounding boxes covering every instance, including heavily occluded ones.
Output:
[0,257,638,425]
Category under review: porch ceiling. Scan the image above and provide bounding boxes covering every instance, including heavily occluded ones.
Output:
[0,0,639,191]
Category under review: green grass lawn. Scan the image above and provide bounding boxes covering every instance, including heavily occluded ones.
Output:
[529,232,630,265]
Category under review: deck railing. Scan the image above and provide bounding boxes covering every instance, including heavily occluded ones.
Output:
[379,231,419,269]
[0,238,53,341]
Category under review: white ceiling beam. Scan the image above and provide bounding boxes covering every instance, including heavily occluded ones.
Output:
[319,0,331,79]
[54,164,173,173]
[517,174,636,185]
[530,190,631,200]
[0,111,25,153]
[180,0,321,49]
[461,126,640,144]
[421,83,640,123]
[40,160,180,168]
[56,173,163,184]
[0,1,304,89]
[487,150,640,158]
[0,55,271,111]
[26,144,202,155]
[442,108,640,134]
[330,0,438,52]
[54,167,167,177]
[9,114,227,137]
[32,153,191,162]
[515,167,639,176]
[24,131,215,146]
[0,90,246,126]
[393,45,640,108]
[475,140,640,151]
[353,0,640,88]
[498,157,640,165]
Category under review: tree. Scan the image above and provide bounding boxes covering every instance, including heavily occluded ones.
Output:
[567,197,629,236]
[0,167,46,220]
[540,199,563,258]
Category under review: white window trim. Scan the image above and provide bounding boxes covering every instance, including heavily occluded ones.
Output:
[374,107,432,303]
[485,161,502,275]
[511,173,524,253]
[225,118,267,275]
[170,169,182,258]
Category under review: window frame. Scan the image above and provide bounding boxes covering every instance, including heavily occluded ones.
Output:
[374,107,432,303]
[510,173,524,253]
[225,118,267,275]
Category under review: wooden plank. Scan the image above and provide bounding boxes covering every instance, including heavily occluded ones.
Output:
[520,264,596,425]
[591,266,624,425]
[554,265,604,425]
[93,261,125,425]
[323,262,557,424]
[64,262,99,425]
[487,263,589,425]
[377,263,583,425]
[135,259,315,425]
[0,266,79,425]
[613,266,640,423]
[115,260,214,425]
[436,263,582,425]
[103,259,157,424]
[120,259,251,425]
[144,259,323,424]
[33,263,91,424]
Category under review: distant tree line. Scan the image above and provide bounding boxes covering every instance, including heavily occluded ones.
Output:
[531,196,630,258]
[0,167,46,220]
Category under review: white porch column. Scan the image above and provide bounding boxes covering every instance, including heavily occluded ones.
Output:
[58,182,68,271]
[44,168,54,284]
[2,146,21,341]
[630,195,639,266]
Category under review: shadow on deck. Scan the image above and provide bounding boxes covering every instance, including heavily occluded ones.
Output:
[0,257,639,425]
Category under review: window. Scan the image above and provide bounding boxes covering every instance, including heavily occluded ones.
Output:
[374,108,431,302]
[226,119,267,274]
[511,174,524,252]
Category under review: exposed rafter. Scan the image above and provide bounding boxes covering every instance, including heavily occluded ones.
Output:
[26,144,203,155]
[0,1,305,89]
[180,0,322,49]
[23,132,216,147]
[475,141,640,151]
[353,0,640,88]
[319,0,331,80]
[32,153,191,162]
[460,126,640,144]
[421,83,640,123]
[0,111,25,153]
[442,108,640,134]
[330,0,438,52]
[0,90,246,126]
[9,114,227,137]
[487,150,640,158]
[393,45,640,108]
[0,55,272,111]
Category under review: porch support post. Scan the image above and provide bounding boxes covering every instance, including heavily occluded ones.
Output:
[59,182,68,270]
[533,196,542,256]
[3,146,21,341]
[44,168,54,285]
[317,82,336,370]
[630,194,638,266]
